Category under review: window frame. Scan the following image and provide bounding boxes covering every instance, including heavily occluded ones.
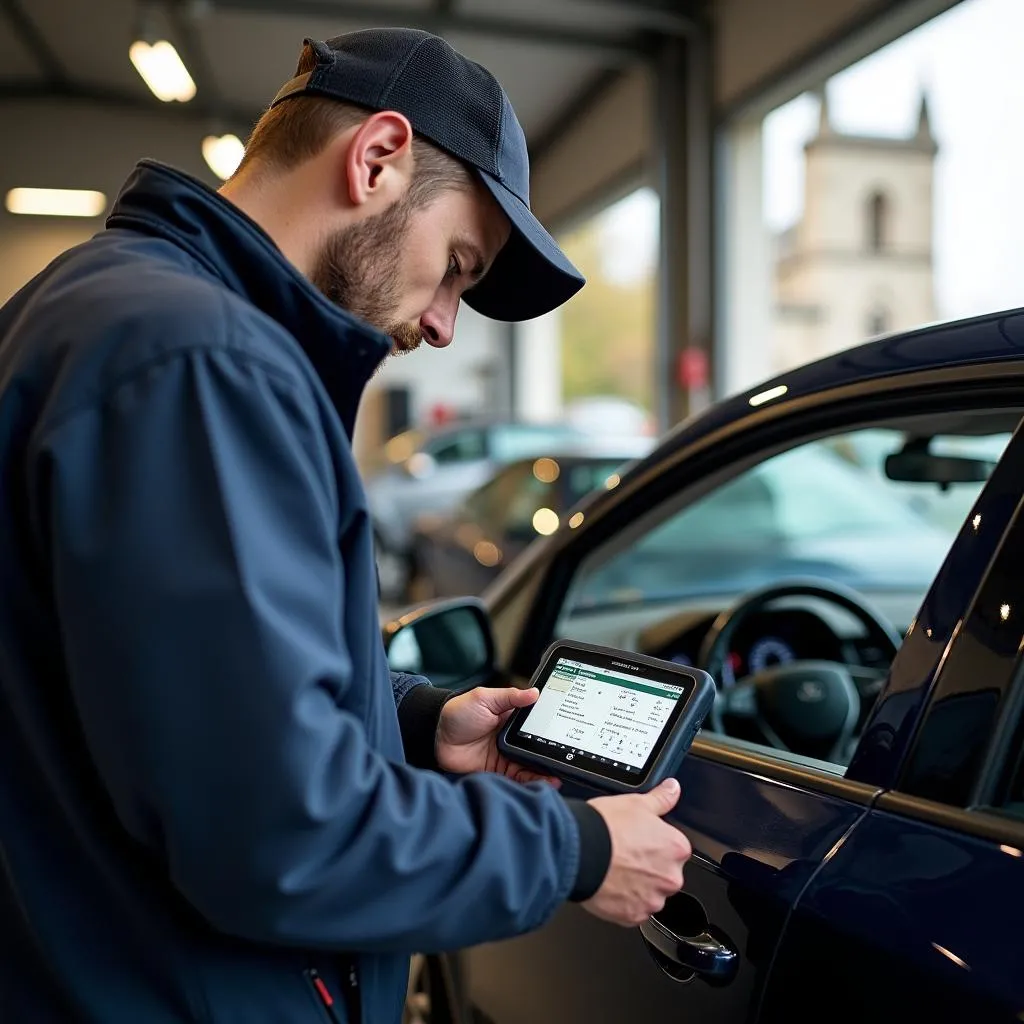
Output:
[896,425,1024,814]
[498,374,1024,792]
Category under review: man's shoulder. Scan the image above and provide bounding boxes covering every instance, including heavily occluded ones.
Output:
[26,232,313,418]
[74,231,301,366]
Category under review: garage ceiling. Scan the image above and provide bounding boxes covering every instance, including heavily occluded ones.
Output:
[0,0,960,226]
[0,0,678,142]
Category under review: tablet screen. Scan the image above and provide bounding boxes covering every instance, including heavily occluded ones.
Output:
[510,651,696,784]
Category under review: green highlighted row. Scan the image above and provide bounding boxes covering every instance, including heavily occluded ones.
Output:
[552,665,682,701]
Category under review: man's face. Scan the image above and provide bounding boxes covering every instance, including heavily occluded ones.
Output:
[311,178,510,353]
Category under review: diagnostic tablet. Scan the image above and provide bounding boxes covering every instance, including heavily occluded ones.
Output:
[498,639,716,794]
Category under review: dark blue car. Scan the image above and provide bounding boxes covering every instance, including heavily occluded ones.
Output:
[384,307,1024,1024]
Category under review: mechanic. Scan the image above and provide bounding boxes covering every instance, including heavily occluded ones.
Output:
[0,27,692,1023]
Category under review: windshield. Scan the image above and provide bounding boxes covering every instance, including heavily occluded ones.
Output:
[568,428,1012,612]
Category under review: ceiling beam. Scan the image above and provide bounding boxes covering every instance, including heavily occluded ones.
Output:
[206,0,653,59]
[529,67,623,167]
[563,0,698,35]
[0,0,70,85]
[166,0,222,117]
[0,80,260,130]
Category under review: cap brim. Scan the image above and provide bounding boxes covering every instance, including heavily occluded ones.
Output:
[464,172,585,322]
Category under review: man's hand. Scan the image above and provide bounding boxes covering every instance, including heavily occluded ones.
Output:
[583,778,692,926]
[436,686,560,786]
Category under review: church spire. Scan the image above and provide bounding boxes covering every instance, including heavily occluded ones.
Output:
[915,90,934,143]
[815,85,832,137]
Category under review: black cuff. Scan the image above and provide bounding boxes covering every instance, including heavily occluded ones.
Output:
[397,685,452,771]
[566,799,612,902]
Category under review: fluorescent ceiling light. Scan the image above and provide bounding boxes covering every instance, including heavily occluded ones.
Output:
[5,188,107,217]
[129,39,196,102]
[202,134,245,181]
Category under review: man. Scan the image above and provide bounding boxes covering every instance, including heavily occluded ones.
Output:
[0,28,692,1023]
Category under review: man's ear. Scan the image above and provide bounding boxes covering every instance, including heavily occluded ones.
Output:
[344,110,414,210]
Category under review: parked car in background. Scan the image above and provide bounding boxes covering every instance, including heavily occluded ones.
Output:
[563,395,655,438]
[366,419,606,600]
[408,442,653,600]
[384,308,1024,1024]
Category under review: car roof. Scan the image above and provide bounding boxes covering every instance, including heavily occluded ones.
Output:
[643,307,1024,468]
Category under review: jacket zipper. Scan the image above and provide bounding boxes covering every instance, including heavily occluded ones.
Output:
[304,968,343,1023]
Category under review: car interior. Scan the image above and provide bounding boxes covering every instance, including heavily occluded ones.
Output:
[550,408,1021,775]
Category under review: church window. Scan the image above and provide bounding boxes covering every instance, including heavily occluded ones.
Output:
[866,307,890,337]
[867,191,889,252]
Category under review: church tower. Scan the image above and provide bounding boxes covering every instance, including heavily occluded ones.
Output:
[773,88,938,372]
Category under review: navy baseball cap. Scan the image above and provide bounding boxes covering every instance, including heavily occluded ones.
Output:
[269,28,585,322]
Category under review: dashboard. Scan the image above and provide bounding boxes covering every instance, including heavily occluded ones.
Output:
[547,590,918,765]
[656,608,842,681]
[608,597,907,685]
[553,587,920,692]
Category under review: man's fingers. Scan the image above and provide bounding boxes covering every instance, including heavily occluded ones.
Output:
[506,763,562,787]
[643,777,682,816]
[479,686,540,715]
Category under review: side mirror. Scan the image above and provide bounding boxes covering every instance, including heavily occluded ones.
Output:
[382,597,497,691]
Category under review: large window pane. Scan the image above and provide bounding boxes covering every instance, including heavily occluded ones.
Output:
[754,0,1024,379]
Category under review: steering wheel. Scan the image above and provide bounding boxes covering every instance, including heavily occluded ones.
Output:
[696,578,903,762]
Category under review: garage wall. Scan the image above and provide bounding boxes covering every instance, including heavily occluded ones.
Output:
[0,101,226,302]
[714,0,963,115]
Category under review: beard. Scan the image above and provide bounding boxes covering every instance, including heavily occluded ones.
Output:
[310,197,424,356]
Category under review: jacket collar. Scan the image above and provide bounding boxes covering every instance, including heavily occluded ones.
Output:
[105,160,391,437]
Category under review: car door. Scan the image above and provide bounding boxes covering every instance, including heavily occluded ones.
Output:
[760,456,1024,1024]
[461,389,1024,1024]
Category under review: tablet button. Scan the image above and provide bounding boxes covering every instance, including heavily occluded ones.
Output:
[566,752,574,760]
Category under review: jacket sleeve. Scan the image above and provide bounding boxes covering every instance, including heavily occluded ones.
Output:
[35,345,608,954]
[392,674,452,771]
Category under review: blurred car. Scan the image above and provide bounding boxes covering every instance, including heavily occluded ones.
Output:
[563,395,655,437]
[384,307,1024,1024]
[365,419,600,600]
[408,444,653,600]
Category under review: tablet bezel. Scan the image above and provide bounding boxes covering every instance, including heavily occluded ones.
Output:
[501,640,702,790]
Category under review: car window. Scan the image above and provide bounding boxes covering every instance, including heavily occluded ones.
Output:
[463,463,533,526]
[489,425,582,463]
[556,425,1013,771]
[426,429,487,465]
[497,459,626,539]
[502,473,560,538]
[565,461,625,504]
[566,430,1010,613]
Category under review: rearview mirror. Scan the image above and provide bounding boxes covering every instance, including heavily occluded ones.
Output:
[382,597,497,691]
[885,444,995,489]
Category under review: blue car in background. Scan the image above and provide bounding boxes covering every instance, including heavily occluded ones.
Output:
[384,307,1024,1024]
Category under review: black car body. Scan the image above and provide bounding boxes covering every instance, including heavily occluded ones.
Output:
[384,308,1024,1024]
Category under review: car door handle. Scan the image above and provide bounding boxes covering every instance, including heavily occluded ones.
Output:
[639,914,739,984]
